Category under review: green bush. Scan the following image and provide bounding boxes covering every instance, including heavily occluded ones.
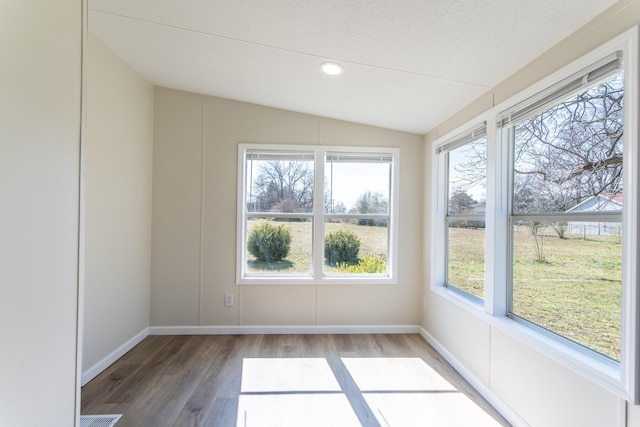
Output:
[336,254,387,273]
[247,221,292,262]
[325,230,360,265]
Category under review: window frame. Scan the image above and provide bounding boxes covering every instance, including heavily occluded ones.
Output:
[431,26,639,403]
[237,143,400,285]
[439,123,487,302]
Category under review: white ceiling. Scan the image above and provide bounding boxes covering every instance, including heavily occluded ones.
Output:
[88,0,617,135]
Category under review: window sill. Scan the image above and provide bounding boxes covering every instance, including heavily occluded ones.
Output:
[237,276,398,286]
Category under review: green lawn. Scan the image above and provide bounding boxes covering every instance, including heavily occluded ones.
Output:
[245,220,388,274]
[449,226,622,360]
[447,226,485,299]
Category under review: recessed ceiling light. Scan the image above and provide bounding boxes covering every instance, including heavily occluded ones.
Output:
[321,62,343,76]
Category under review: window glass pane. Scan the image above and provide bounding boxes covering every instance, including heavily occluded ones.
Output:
[245,218,312,275]
[447,220,485,299]
[447,136,487,215]
[325,158,390,215]
[246,152,314,213]
[445,134,486,300]
[511,221,622,360]
[323,220,388,275]
[512,73,624,214]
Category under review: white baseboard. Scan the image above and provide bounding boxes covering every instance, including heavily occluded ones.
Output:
[81,328,149,386]
[418,327,529,427]
[149,324,421,335]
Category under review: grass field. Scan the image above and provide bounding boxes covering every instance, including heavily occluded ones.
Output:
[449,226,622,360]
[447,226,485,299]
[245,220,388,274]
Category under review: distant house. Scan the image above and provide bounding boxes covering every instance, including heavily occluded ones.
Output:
[566,194,623,236]
[452,202,486,228]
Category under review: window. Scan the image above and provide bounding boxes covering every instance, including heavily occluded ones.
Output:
[432,27,639,402]
[324,152,392,276]
[439,125,487,301]
[502,55,624,361]
[237,144,398,284]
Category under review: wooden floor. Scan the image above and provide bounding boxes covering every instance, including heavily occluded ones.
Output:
[81,334,510,426]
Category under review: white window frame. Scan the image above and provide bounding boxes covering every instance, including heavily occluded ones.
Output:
[237,143,400,285]
[431,26,639,403]
[438,122,487,302]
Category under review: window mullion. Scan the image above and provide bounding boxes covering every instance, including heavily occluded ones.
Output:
[512,212,622,222]
[445,214,485,222]
[432,146,447,286]
[313,148,325,280]
[486,122,509,317]
[237,146,248,282]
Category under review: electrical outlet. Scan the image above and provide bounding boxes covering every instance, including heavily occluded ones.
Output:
[224,293,233,307]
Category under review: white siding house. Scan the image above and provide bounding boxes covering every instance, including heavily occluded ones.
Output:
[567,194,623,236]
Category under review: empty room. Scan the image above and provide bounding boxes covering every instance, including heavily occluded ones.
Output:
[2,1,640,426]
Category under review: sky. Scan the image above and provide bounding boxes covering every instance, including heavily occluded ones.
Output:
[326,162,390,211]
[448,143,486,203]
[246,157,391,212]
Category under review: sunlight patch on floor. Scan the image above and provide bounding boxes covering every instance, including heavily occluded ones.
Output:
[341,357,457,391]
[240,358,341,392]
[364,393,503,427]
[238,356,502,426]
[237,394,361,427]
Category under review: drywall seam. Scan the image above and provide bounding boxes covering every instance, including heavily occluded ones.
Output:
[199,99,206,326]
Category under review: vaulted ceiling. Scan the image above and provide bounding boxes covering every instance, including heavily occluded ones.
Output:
[89,0,617,134]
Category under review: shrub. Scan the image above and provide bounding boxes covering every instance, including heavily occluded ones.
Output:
[336,254,387,273]
[325,230,360,265]
[247,221,292,262]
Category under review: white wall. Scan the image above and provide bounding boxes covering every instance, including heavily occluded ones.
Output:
[0,1,82,425]
[151,89,424,328]
[82,33,153,382]
[423,1,640,425]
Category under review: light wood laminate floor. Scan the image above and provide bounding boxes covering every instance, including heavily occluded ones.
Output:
[81,334,510,426]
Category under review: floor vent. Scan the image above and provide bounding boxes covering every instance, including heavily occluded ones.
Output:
[80,414,122,427]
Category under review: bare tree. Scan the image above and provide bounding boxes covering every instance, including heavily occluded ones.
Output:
[513,75,624,213]
[451,137,487,195]
[453,75,624,214]
[528,222,547,263]
[448,188,475,214]
[350,191,388,226]
[550,221,568,239]
[251,161,314,212]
